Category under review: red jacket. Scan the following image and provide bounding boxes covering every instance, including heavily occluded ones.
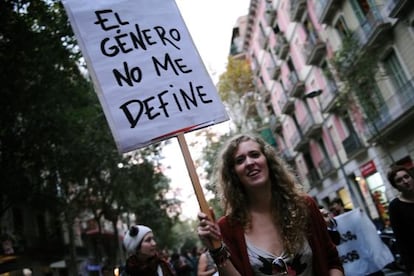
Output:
[217,196,343,275]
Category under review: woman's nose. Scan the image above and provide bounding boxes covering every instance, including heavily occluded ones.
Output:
[245,156,255,165]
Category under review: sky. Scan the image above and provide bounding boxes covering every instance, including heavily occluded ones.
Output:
[162,0,250,220]
[175,0,251,82]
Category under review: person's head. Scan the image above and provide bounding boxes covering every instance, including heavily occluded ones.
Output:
[387,165,414,193]
[214,133,307,254]
[319,205,336,226]
[329,197,345,216]
[319,206,330,218]
[216,134,301,206]
[123,225,157,258]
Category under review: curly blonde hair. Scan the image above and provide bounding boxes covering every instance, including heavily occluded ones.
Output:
[214,133,308,255]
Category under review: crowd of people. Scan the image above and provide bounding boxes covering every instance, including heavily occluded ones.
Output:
[119,133,413,276]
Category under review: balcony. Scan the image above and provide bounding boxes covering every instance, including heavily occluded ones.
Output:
[366,78,414,139]
[385,0,412,18]
[303,35,326,66]
[314,0,343,25]
[269,115,282,133]
[265,2,277,27]
[290,0,306,22]
[278,94,295,115]
[299,114,322,138]
[352,8,392,49]
[286,71,305,98]
[342,132,365,158]
[274,34,289,60]
[319,80,339,113]
[280,148,295,162]
[291,131,308,152]
[268,64,281,80]
[252,56,261,76]
[307,168,322,188]
[318,158,336,177]
[258,33,269,50]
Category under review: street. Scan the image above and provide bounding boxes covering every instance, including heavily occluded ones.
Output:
[383,268,407,275]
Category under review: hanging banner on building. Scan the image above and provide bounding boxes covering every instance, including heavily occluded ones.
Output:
[335,209,394,275]
[62,0,228,153]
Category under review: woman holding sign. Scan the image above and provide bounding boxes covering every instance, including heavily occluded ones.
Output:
[197,134,343,275]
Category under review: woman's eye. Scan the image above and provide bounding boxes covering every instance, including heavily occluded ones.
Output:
[250,151,261,158]
[235,157,245,164]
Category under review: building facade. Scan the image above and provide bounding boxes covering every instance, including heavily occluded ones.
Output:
[231,0,414,226]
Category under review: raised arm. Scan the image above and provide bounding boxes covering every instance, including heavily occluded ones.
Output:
[197,211,242,276]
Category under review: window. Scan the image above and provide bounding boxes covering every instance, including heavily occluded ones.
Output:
[363,85,385,116]
[350,0,372,23]
[334,16,350,39]
[287,58,295,71]
[382,49,408,90]
[321,60,334,81]
[259,23,268,49]
[318,137,330,161]
[304,17,319,44]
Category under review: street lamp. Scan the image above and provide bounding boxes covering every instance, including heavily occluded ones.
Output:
[304,89,359,208]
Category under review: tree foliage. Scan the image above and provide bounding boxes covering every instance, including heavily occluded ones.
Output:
[194,129,233,218]
[217,57,260,132]
[217,57,255,101]
[0,0,179,267]
[0,0,92,215]
[330,35,384,117]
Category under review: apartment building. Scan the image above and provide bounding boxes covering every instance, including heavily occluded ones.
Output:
[231,0,414,226]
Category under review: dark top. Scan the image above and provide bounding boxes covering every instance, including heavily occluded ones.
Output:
[328,228,341,246]
[389,198,414,272]
[327,217,341,245]
[217,196,343,276]
[124,255,176,276]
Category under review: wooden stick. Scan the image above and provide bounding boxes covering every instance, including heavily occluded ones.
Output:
[177,132,221,248]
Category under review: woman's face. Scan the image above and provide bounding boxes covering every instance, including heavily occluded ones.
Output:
[139,232,157,257]
[393,170,414,194]
[233,140,270,189]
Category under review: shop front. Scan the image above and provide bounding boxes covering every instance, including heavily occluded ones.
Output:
[356,160,390,229]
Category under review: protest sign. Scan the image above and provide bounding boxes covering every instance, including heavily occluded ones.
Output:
[335,209,394,275]
[62,0,228,153]
[62,0,228,233]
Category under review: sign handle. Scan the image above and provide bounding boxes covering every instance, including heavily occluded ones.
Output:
[177,133,221,248]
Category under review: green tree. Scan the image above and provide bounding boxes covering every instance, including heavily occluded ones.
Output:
[330,35,384,117]
[217,57,260,132]
[193,129,232,217]
[0,0,179,272]
[0,0,90,216]
[217,57,255,101]
[195,56,257,215]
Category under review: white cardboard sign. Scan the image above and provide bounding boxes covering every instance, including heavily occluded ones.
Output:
[336,209,394,275]
[62,0,228,153]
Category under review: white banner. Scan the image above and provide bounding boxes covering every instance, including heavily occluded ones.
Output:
[62,0,228,153]
[336,209,394,275]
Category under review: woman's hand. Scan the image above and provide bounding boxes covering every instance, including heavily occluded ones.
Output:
[329,268,344,276]
[197,212,241,276]
[197,212,222,250]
